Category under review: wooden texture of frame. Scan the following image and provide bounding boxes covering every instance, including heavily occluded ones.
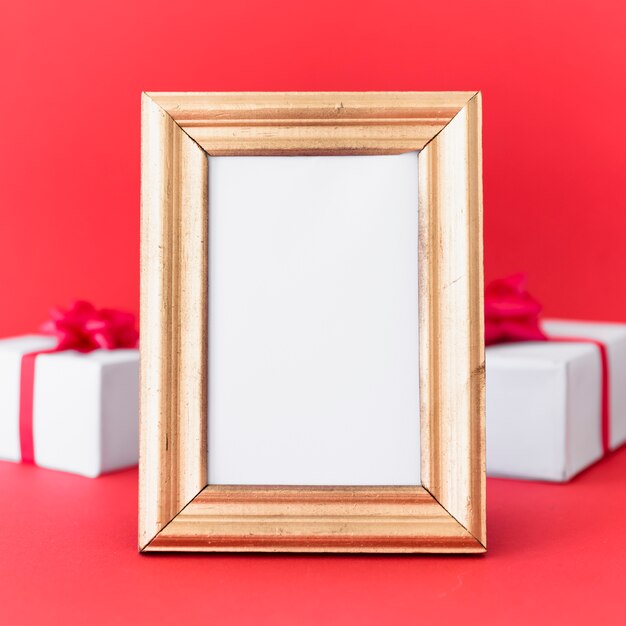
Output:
[140,92,485,553]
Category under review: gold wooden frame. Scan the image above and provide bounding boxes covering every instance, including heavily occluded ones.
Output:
[140,92,485,553]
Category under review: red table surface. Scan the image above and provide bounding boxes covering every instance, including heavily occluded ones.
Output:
[1,449,625,626]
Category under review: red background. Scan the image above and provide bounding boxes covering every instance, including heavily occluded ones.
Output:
[2,2,626,623]
[1,0,625,333]
[3,447,626,625]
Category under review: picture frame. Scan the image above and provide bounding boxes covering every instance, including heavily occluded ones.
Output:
[139,92,485,553]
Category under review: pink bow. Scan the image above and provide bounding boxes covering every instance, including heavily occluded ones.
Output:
[40,300,139,352]
[484,274,547,346]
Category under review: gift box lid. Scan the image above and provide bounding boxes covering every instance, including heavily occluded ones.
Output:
[0,335,57,354]
[543,319,626,343]
[486,340,596,368]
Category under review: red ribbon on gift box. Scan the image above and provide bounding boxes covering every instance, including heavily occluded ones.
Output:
[18,301,139,464]
[485,274,611,455]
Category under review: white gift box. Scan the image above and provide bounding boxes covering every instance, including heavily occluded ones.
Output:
[487,320,626,481]
[0,335,139,477]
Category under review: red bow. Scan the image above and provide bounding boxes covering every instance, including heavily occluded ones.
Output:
[40,300,138,352]
[484,274,547,346]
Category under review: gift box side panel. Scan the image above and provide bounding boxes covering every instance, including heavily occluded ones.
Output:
[564,348,603,479]
[544,320,626,450]
[486,350,568,481]
[608,334,626,449]
[0,350,24,462]
[99,353,139,473]
[33,353,102,477]
[0,336,58,463]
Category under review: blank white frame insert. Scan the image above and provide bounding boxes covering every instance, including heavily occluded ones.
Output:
[208,152,420,485]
